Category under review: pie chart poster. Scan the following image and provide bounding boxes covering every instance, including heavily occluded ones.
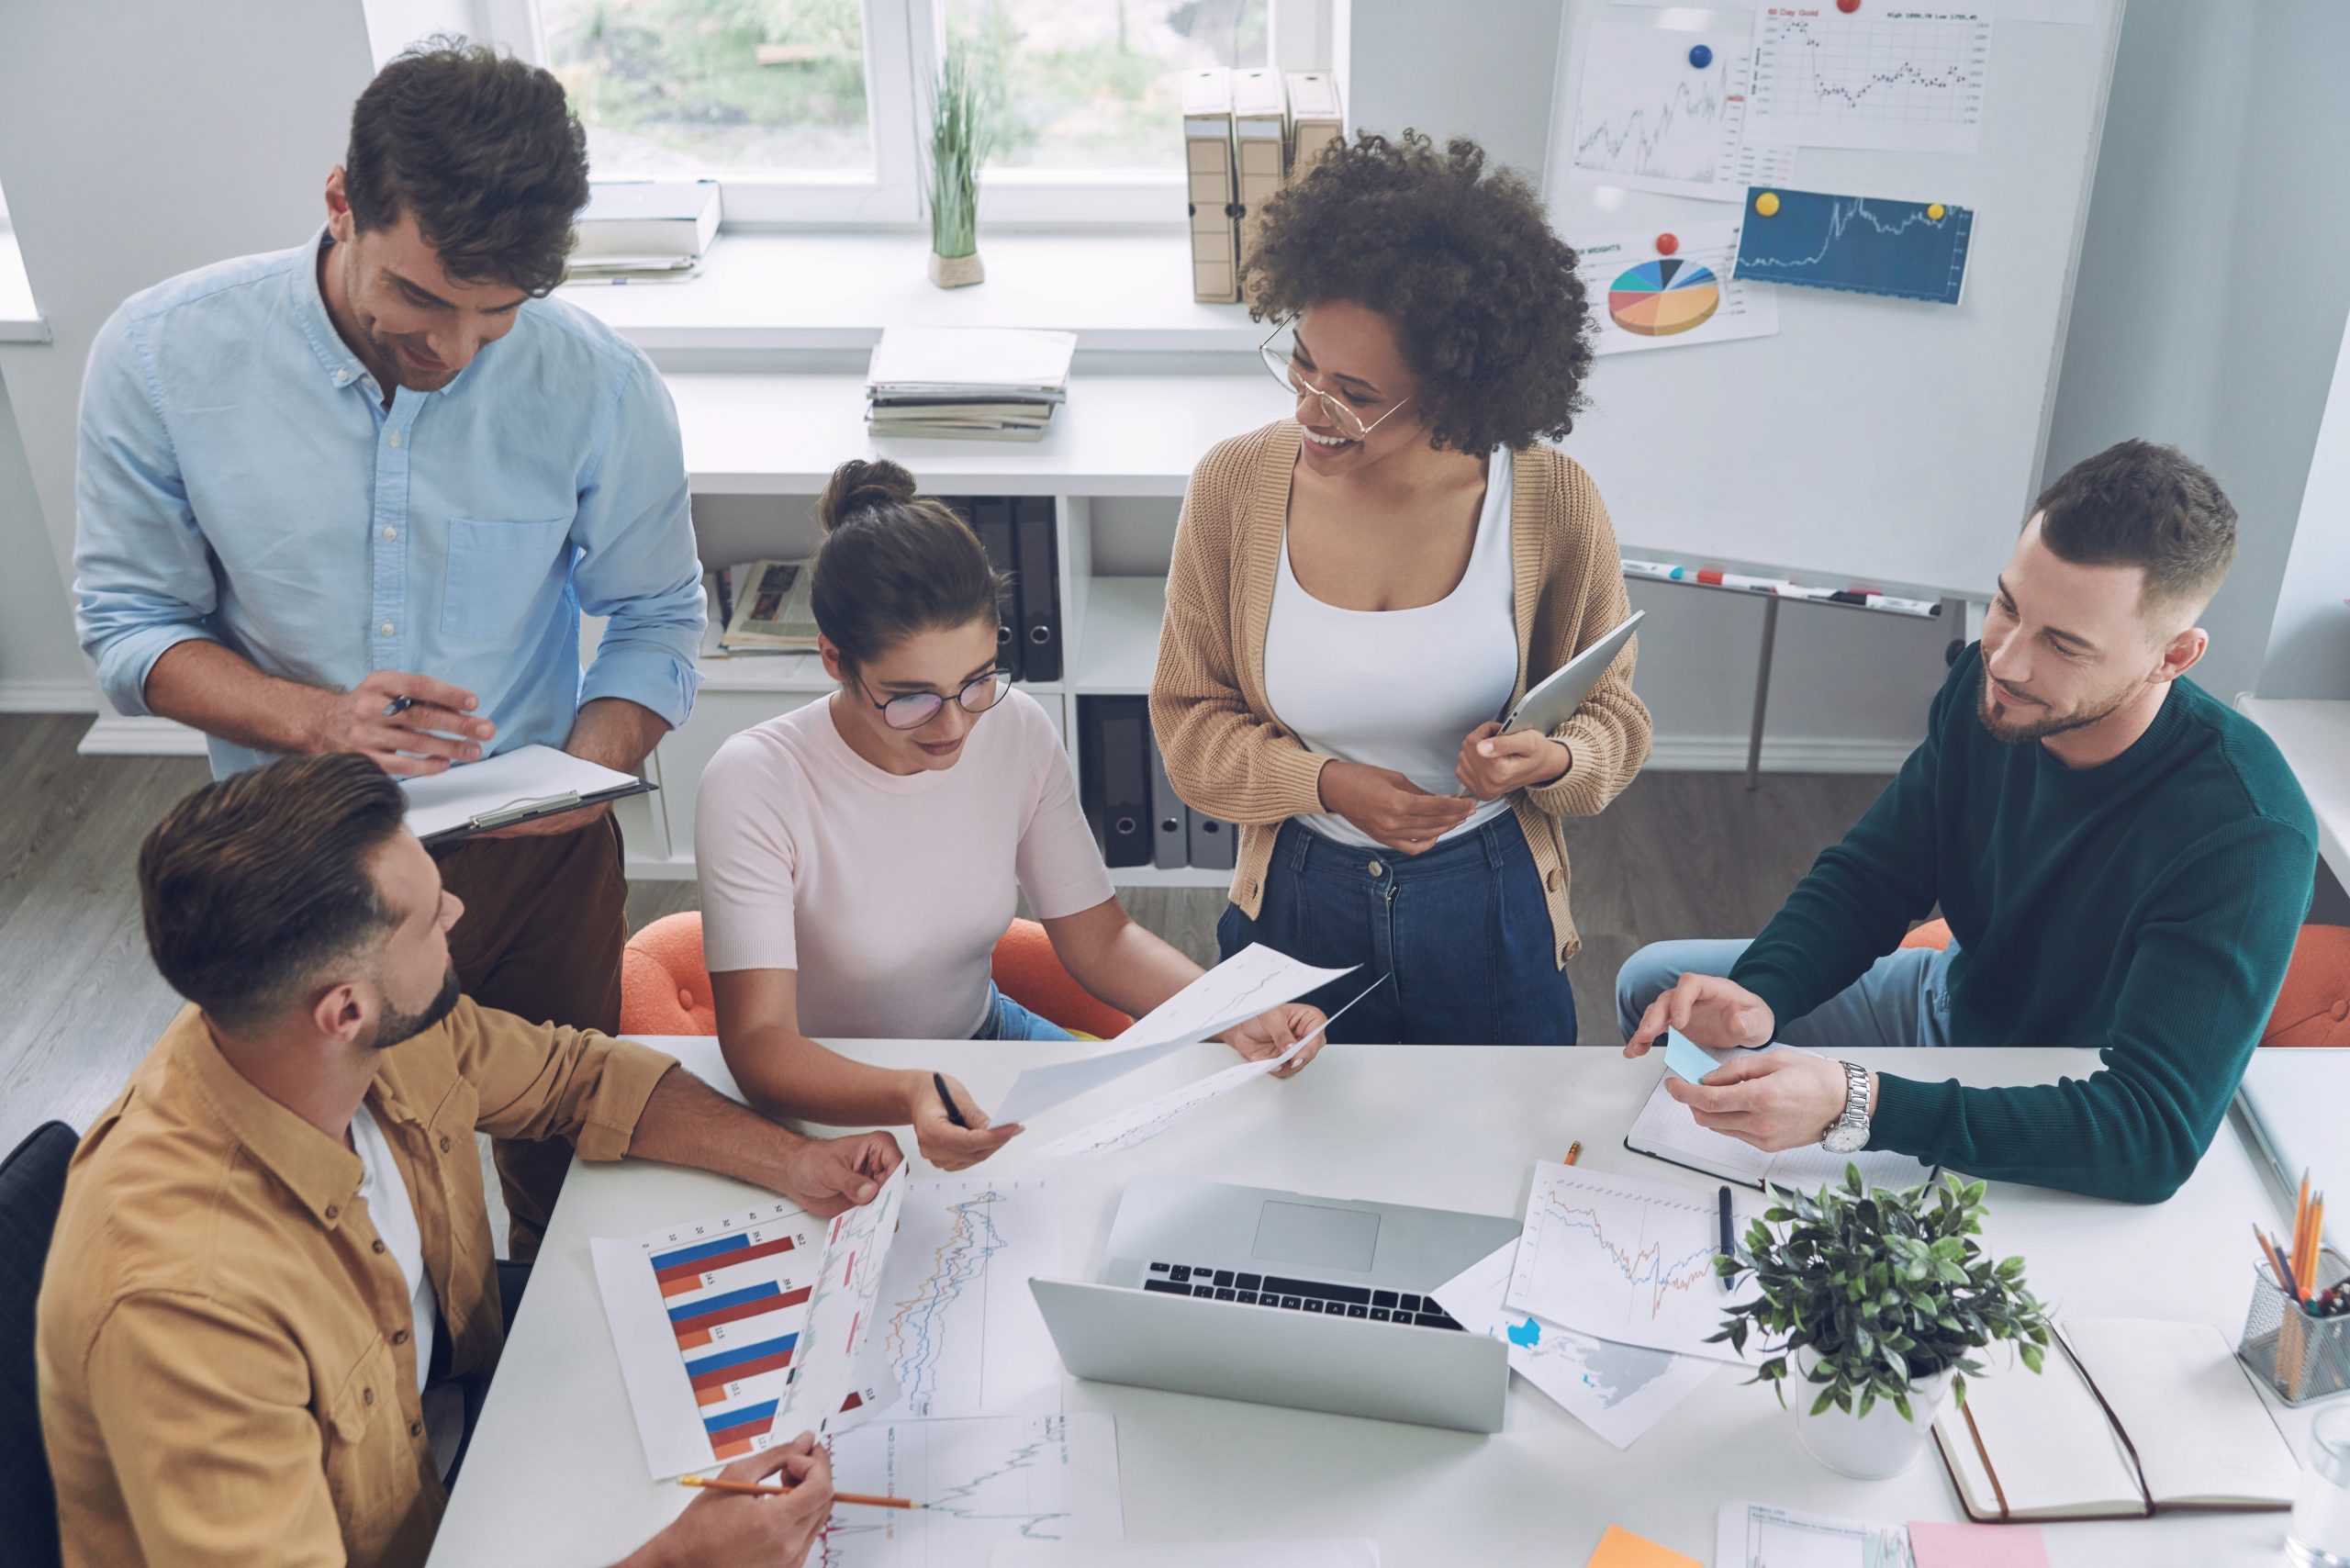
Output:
[1573,222,1781,357]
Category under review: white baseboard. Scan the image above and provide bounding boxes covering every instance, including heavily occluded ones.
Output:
[77,714,209,756]
[1644,733,1915,773]
[0,678,100,713]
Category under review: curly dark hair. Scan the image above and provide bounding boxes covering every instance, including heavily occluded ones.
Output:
[1245,130,1593,454]
[345,38,589,296]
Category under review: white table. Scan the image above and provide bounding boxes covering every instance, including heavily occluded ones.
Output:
[429,1040,2331,1567]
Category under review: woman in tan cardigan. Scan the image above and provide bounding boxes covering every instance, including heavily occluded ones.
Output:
[1149,130,1651,1045]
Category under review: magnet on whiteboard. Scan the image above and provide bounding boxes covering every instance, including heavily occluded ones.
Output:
[1838,0,1863,12]
[1927,203,1947,220]
[1656,233,1679,256]
[1688,43,1714,69]
[1754,192,1781,218]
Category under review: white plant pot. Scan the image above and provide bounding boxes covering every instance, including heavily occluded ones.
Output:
[1791,1361,1957,1480]
[928,249,984,288]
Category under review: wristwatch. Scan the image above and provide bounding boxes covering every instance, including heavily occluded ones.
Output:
[1820,1060,1872,1154]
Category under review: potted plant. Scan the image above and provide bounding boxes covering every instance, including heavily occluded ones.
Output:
[923,42,997,287]
[1711,1166,2053,1480]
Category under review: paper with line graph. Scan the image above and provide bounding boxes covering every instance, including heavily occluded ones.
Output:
[1747,4,1993,155]
[991,945,1354,1126]
[1565,18,1790,201]
[1505,1162,1759,1362]
[591,1167,907,1478]
[875,1178,1064,1419]
[819,1414,1123,1566]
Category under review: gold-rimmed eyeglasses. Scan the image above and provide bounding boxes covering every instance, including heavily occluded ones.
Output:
[1258,319,1414,442]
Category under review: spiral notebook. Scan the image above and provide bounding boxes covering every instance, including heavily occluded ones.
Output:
[1931,1317,2299,1521]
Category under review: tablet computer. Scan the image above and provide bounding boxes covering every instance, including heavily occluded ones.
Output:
[1500,610,1644,736]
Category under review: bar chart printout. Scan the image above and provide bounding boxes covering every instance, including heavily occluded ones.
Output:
[593,1167,910,1478]
[1505,1162,1758,1362]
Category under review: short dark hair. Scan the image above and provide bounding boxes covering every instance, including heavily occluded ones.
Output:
[344,38,589,296]
[1243,129,1594,455]
[810,459,1006,669]
[138,755,410,1031]
[2031,440,2237,618]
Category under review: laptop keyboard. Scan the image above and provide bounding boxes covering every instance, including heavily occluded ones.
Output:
[1141,1261,1466,1330]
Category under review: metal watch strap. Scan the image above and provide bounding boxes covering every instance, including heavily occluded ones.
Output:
[1825,1059,1869,1141]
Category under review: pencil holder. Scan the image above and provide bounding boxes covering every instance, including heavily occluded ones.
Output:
[2239,1247,2350,1406]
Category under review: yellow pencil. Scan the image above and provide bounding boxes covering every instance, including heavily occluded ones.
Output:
[678,1475,923,1509]
[2308,1196,2327,1304]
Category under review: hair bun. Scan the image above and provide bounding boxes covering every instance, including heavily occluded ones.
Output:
[816,458,919,533]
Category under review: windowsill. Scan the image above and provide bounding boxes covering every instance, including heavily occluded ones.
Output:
[556,228,1260,356]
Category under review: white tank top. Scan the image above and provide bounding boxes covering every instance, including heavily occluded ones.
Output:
[1264,446,1520,849]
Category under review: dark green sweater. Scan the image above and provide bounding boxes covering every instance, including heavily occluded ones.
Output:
[1730,645,2316,1204]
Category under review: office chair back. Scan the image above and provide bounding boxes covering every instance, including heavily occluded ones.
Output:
[1,1121,75,1568]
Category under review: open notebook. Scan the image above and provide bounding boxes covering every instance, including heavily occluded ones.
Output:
[1623,1046,1936,1193]
[1932,1317,2300,1521]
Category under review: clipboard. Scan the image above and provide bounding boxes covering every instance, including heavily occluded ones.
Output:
[397,744,657,846]
[1500,610,1643,736]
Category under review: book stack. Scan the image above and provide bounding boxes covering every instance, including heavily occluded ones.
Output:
[703,559,820,659]
[564,180,721,286]
[865,327,1077,442]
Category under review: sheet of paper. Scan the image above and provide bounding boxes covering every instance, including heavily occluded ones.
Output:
[993,1542,1377,1567]
[1576,223,1779,357]
[1031,978,1381,1158]
[1433,1239,1717,1450]
[1716,1502,1915,1568]
[1507,1162,1757,1362]
[1746,4,1993,155]
[1906,1518,2049,1568]
[2058,1317,2302,1506]
[1662,1029,1718,1085]
[875,1177,1064,1419]
[822,1414,1123,1566]
[590,1169,907,1479]
[397,744,640,840]
[1565,18,1762,202]
[1588,1523,1699,1568]
[991,945,1354,1126]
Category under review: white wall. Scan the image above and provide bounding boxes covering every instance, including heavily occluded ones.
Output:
[0,0,380,708]
[2259,318,2350,700]
[0,369,89,707]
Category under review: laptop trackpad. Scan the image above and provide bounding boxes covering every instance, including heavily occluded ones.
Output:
[1249,1201,1380,1272]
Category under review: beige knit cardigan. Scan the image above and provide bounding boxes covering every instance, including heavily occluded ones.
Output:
[1148,420,1652,967]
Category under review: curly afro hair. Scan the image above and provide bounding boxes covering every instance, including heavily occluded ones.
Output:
[1244,130,1594,455]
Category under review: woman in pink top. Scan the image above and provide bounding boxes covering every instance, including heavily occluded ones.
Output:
[697,460,1327,1170]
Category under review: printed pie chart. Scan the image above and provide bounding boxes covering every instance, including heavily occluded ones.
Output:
[1608,258,1721,337]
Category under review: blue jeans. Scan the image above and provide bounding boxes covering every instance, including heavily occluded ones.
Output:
[1614,937,1960,1050]
[970,984,1080,1042]
[1216,818,1577,1045]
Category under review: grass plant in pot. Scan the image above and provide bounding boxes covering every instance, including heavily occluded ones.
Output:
[923,42,997,287]
[1712,1166,2053,1481]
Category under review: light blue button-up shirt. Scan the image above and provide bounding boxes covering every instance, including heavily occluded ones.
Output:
[73,228,704,778]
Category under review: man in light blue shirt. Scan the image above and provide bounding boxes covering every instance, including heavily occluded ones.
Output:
[71,41,703,1254]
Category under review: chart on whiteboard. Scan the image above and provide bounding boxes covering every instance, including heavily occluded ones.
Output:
[1575,223,1779,357]
[1746,5,1993,155]
[1566,20,1782,201]
[874,1178,1063,1419]
[1505,1163,1757,1362]
[1735,187,1974,305]
[817,1415,1124,1568]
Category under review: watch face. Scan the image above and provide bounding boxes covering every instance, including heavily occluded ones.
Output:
[1822,1125,1868,1154]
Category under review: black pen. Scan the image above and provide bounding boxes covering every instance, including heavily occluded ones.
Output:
[932,1071,971,1129]
[384,695,415,718]
[1718,1185,1736,1292]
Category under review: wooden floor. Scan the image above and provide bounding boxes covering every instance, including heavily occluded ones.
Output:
[0,711,1892,1156]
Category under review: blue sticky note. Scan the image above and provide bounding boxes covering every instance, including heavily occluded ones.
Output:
[1662,1029,1720,1085]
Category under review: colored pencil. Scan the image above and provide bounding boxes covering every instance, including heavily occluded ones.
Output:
[1563,1141,1582,1167]
[678,1476,923,1509]
[2256,1226,2293,1292]
[2309,1196,2327,1303]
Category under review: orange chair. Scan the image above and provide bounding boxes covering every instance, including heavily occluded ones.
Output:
[618,911,1132,1039]
[1896,918,2350,1047]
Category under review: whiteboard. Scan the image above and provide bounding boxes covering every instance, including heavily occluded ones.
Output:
[1543,0,2124,599]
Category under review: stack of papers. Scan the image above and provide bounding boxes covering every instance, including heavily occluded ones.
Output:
[867,327,1077,442]
[564,180,721,286]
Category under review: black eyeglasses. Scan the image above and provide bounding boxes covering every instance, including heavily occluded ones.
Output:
[856,669,1012,731]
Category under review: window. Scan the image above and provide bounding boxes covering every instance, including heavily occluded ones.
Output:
[0,182,39,329]
[500,0,1332,225]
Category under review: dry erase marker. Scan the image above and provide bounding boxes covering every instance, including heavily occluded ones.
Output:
[1621,559,1677,581]
[1695,569,1793,592]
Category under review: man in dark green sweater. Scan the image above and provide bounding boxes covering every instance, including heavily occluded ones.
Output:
[1617,440,2317,1203]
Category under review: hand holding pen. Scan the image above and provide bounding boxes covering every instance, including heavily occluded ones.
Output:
[312,669,493,777]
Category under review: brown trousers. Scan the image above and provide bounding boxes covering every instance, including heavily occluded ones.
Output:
[433,813,629,1260]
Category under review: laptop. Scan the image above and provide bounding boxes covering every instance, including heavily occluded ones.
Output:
[1030,1175,1520,1432]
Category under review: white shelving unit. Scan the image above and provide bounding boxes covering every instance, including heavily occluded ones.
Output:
[626,368,1289,885]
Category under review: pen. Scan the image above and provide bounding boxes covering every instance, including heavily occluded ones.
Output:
[932,1071,970,1130]
[677,1476,923,1509]
[1718,1185,1736,1292]
[1562,1140,1582,1167]
[383,695,415,719]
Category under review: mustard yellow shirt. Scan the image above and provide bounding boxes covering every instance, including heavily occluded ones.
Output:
[37,997,677,1568]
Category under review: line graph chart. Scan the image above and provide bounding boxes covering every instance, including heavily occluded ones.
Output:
[1569,21,1757,199]
[1505,1163,1755,1362]
[876,1178,1063,1419]
[1735,187,1974,305]
[817,1415,1123,1567]
[1748,6,1992,155]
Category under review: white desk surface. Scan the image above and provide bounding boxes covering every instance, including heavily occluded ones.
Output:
[429,1040,2331,1568]
[2237,695,2350,888]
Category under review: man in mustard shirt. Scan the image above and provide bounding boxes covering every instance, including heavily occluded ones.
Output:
[37,754,900,1568]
